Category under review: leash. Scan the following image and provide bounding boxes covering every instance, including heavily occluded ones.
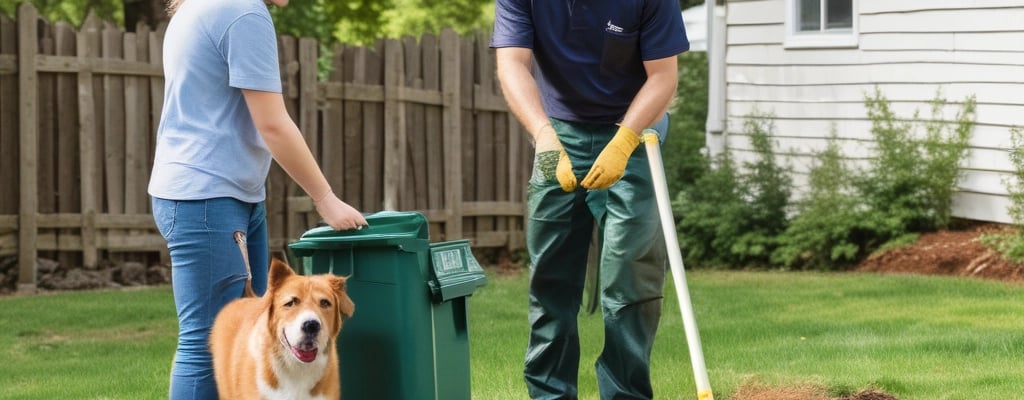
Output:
[233,230,257,298]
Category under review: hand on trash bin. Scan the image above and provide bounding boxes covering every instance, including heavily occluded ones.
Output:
[313,191,368,231]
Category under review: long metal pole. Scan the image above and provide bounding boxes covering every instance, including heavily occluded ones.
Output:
[643,131,713,400]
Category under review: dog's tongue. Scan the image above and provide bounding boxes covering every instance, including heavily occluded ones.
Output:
[291,347,318,363]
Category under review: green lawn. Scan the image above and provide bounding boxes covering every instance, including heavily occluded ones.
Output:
[1,270,1022,399]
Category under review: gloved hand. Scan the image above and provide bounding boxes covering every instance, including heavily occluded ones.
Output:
[535,124,577,192]
[581,125,640,189]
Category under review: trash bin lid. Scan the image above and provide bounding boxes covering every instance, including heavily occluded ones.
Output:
[427,240,488,302]
[289,211,430,253]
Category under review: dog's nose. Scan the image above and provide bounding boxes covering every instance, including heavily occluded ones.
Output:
[302,319,321,335]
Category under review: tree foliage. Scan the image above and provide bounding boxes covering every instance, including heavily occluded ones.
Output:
[271,0,492,45]
[4,0,122,26]
[6,0,493,45]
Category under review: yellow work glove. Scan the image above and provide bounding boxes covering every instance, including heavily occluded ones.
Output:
[581,125,640,189]
[534,124,577,192]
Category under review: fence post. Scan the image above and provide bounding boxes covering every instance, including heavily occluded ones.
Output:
[17,3,38,293]
[441,29,462,241]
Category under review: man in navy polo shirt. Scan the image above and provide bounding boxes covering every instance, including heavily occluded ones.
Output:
[492,0,689,398]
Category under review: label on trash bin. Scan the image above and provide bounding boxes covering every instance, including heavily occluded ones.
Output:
[435,249,464,275]
[428,240,487,303]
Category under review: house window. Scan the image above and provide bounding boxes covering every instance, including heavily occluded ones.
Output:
[785,0,858,48]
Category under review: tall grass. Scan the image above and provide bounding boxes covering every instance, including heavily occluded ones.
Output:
[2,271,1022,399]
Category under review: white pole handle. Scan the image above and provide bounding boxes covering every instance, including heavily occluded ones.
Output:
[643,132,714,400]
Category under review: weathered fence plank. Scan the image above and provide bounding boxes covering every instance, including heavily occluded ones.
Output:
[77,13,101,268]
[18,3,40,290]
[0,15,18,222]
[362,42,384,213]
[297,37,319,231]
[383,38,406,211]
[38,22,56,220]
[102,24,126,218]
[474,32,496,236]
[321,44,345,202]
[54,22,80,266]
[124,31,143,216]
[421,33,445,240]
[441,29,463,242]
[460,33,476,239]
[340,45,364,212]
[403,35,425,213]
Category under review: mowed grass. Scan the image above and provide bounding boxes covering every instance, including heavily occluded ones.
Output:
[2,270,1023,399]
[457,270,1024,400]
[0,288,178,399]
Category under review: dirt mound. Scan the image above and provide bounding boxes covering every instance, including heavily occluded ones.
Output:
[841,390,899,400]
[854,223,1024,282]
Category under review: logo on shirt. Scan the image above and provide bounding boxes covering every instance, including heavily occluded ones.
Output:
[606,20,624,33]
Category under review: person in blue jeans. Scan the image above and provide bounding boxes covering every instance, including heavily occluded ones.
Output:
[150,1,367,398]
[492,0,688,398]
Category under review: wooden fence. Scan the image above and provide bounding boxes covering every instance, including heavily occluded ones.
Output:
[0,4,532,292]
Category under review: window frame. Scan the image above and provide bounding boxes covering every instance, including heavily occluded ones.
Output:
[784,0,859,49]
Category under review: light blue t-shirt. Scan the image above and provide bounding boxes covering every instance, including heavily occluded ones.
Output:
[148,0,282,203]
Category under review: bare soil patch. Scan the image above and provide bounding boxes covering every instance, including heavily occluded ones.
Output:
[730,381,897,400]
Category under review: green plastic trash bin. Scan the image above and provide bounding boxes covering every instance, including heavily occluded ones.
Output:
[288,211,487,400]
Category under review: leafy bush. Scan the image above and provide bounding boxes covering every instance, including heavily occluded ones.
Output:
[980,127,1024,263]
[772,131,876,269]
[678,89,975,270]
[775,89,975,270]
[856,89,975,237]
[674,112,791,267]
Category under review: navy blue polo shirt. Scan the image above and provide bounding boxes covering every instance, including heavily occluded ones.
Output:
[491,0,689,124]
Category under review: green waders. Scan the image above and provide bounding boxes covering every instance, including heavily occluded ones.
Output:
[524,118,667,400]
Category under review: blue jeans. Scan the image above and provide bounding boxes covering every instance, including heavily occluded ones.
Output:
[152,197,269,400]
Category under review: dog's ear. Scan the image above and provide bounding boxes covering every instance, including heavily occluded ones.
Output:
[330,275,355,320]
[268,258,295,290]
[265,259,296,333]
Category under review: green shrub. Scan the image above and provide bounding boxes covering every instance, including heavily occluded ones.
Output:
[676,89,973,270]
[772,131,878,269]
[920,94,977,227]
[856,89,974,239]
[1005,127,1024,229]
[673,150,743,266]
[980,127,1024,263]
[674,112,791,267]
[775,89,975,270]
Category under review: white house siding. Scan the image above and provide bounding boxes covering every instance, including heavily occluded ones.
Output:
[719,0,1024,223]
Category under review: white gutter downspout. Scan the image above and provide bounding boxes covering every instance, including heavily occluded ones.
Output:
[705,0,727,157]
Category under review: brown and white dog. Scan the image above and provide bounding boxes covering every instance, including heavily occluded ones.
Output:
[210,258,355,399]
